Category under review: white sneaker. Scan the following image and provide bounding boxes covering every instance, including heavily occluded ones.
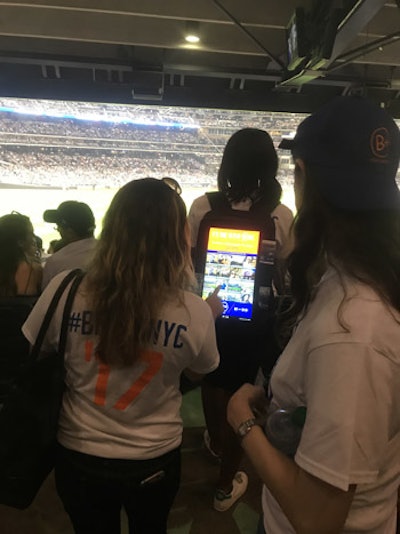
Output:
[213,471,248,512]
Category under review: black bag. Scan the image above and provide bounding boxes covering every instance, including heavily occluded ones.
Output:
[0,295,38,404]
[0,269,83,509]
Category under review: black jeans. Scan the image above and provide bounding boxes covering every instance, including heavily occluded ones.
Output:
[55,444,181,534]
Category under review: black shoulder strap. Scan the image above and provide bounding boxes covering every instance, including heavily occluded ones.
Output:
[30,269,83,362]
[248,198,278,239]
[58,272,84,355]
[206,191,231,212]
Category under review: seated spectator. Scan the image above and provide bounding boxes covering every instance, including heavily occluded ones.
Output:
[42,201,96,289]
[0,212,42,296]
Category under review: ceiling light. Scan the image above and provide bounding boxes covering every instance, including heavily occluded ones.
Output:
[186,34,200,44]
[185,21,200,44]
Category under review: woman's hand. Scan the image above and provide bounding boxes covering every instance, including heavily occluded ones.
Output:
[227,383,267,431]
[206,285,224,319]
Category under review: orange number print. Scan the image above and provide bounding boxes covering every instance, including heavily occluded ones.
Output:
[84,341,163,410]
[85,340,94,362]
[113,351,163,410]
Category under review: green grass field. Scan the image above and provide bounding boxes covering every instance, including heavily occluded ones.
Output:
[0,183,295,250]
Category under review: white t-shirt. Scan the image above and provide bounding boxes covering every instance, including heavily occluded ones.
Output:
[42,237,97,290]
[263,268,400,533]
[188,194,294,260]
[23,272,220,460]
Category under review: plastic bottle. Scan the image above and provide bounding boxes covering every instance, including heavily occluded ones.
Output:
[264,406,307,457]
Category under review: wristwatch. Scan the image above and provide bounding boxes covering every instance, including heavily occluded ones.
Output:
[236,418,257,440]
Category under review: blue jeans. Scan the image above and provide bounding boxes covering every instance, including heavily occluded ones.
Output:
[55,444,181,534]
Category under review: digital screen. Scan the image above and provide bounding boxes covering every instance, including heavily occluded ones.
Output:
[286,8,307,72]
[201,226,260,320]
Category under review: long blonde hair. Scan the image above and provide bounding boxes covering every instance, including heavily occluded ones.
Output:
[85,178,195,366]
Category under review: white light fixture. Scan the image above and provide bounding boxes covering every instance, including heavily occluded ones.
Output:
[186,34,200,43]
[185,21,200,44]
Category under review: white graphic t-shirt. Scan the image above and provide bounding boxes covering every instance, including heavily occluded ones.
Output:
[23,271,219,460]
[263,269,400,533]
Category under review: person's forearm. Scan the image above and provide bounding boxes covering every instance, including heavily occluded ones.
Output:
[240,426,303,530]
[239,425,352,534]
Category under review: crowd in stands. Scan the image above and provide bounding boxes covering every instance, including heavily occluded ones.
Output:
[0,97,302,134]
[0,147,209,188]
[0,98,312,191]
[2,97,397,194]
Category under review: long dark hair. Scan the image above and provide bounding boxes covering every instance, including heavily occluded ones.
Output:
[0,212,33,297]
[217,128,281,210]
[85,178,195,366]
[287,166,400,326]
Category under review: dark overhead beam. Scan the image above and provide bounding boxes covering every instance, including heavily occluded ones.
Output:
[0,65,399,116]
[211,0,286,69]
[0,55,133,71]
[330,0,387,62]
[328,31,400,72]
[277,0,389,88]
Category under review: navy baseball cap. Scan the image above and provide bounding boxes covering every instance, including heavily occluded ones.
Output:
[279,96,400,210]
[43,201,95,236]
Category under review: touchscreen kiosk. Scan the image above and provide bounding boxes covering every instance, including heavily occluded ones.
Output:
[201,226,260,321]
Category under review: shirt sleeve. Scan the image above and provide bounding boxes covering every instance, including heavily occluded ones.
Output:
[22,271,69,351]
[295,342,395,491]
[271,204,294,260]
[186,306,220,375]
[41,256,56,290]
[188,195,211,248]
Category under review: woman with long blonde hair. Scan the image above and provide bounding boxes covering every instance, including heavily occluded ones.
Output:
[23,178,220,534]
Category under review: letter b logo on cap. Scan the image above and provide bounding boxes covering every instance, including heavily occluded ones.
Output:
[370,127,390,159]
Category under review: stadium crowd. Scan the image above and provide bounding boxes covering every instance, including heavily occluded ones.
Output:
[0,98,309,191]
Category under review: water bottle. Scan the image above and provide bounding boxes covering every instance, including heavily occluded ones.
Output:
[264,406,307,457]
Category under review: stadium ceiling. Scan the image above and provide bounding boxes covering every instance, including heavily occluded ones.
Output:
[0,0,399,116]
